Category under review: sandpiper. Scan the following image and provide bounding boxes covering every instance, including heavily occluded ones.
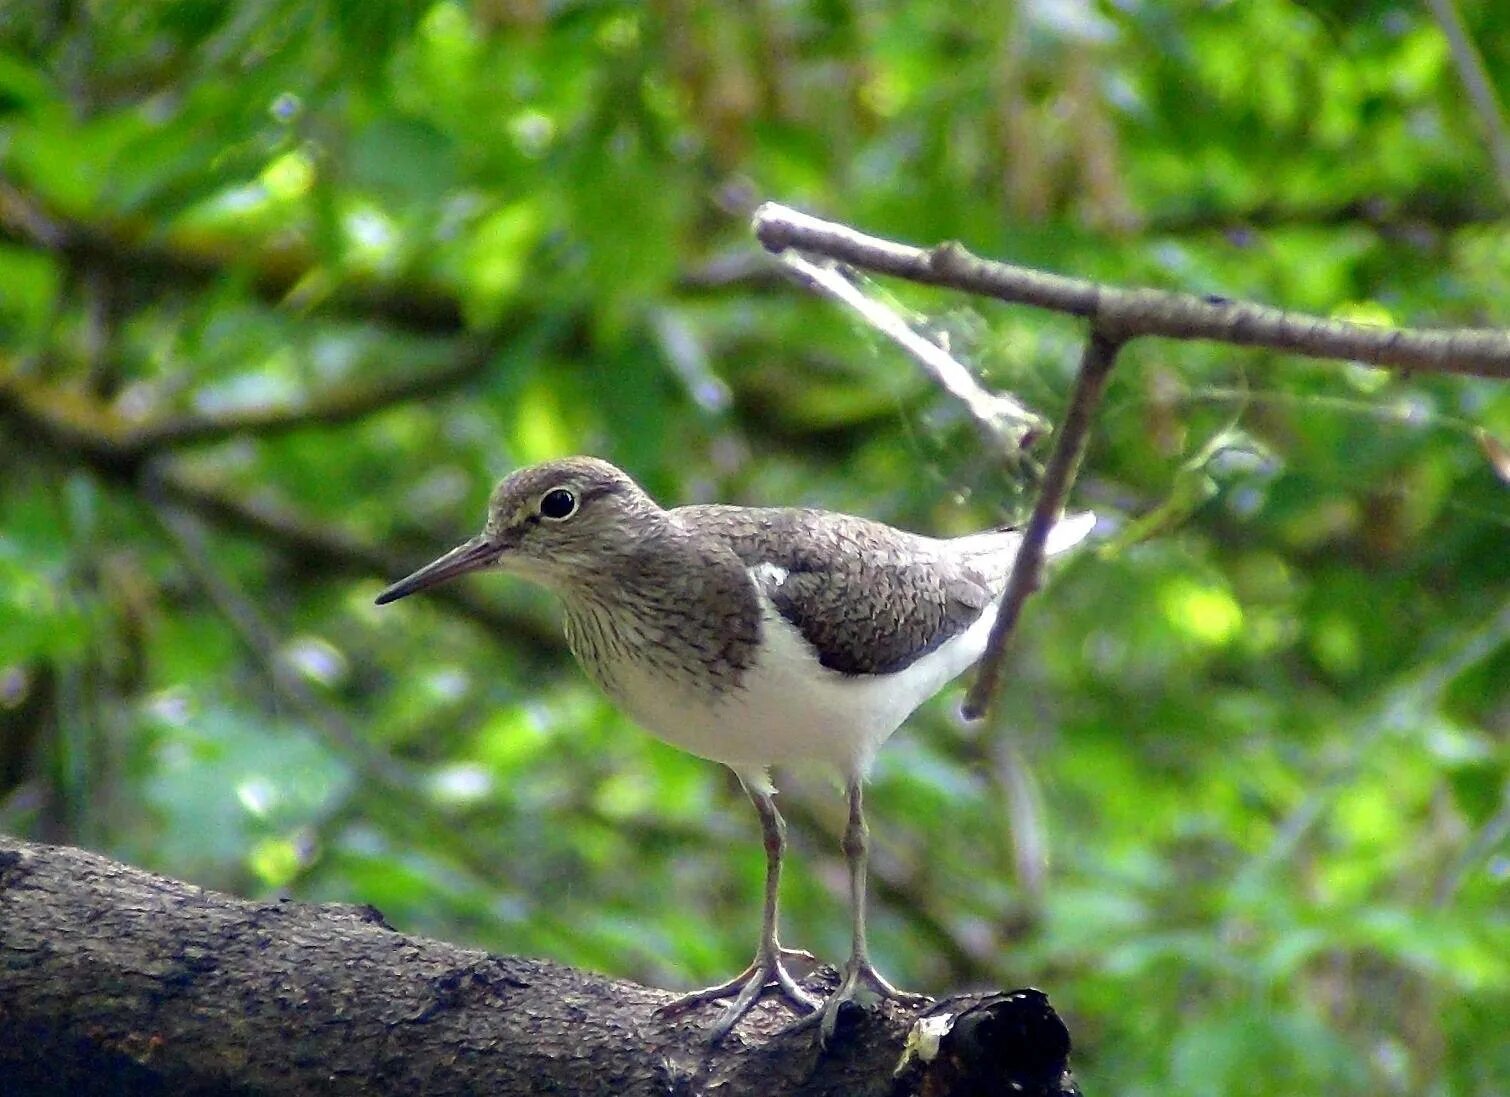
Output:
[376,456,1094,1042]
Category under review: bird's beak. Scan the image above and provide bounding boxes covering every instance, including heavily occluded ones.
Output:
[375,535,500,605]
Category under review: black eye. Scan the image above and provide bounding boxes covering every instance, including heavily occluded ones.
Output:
[539,487,577,520]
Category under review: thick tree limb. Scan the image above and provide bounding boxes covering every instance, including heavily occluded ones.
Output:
[0,837,1079,1097]
[753,203,1510,379]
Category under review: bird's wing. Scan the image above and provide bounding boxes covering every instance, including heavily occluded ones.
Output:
[676,506,997,676]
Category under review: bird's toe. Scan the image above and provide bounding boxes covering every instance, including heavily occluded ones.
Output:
[657,946,823,1042]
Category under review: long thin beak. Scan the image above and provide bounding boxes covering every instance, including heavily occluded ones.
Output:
[376,535,500,605]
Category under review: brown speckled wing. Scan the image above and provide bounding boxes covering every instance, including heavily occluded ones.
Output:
[676,505,996,676]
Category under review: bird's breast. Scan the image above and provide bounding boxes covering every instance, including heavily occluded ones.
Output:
[559,582,993,778]
[560,570,761,702]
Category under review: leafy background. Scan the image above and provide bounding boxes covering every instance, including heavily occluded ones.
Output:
[2,2,1508,1093]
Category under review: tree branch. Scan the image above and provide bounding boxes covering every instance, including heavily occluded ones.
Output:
[0,376,564,655]
[962,332,1120,720]
[751,201,1508,716]
[0,183,467,335]
[128,342,500,449]
[0,183,780,338]
[0,837,1080,1097]
[0,343,499,459]
[752,203,1510,379]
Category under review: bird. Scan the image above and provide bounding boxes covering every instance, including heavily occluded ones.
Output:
[375,456,1094,1043]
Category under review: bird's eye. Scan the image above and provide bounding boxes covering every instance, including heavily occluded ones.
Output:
[538,487,578,520]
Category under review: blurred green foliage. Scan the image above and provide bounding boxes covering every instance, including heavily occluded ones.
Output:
[1,1,1508,1093]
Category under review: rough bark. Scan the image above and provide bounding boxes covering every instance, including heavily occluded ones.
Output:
[0,837,1079,1097]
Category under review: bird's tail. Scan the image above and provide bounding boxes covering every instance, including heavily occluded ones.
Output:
[1043,511,1097,555]
[954,516,1099,568]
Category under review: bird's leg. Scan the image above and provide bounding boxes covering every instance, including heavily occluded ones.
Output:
[810,777,931,1043]
[657,780,820,1039]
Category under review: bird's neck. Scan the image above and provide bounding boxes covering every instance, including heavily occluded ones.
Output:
[556,512,687,604]
[553,521,694,650]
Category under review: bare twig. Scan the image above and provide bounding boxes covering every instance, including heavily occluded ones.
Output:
[753,202,1509,718]
[753,203,1510,379]
[1427,0,1510,202]
[962,331,1121,720]
[768,250,1048,451]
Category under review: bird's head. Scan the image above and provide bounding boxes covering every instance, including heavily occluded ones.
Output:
[375,456,659,604]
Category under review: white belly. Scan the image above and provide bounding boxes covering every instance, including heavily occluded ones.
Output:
[606,593,997,781]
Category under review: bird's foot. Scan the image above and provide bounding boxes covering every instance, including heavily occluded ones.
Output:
[785,956,932,1045]
[656,946,822,1041]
